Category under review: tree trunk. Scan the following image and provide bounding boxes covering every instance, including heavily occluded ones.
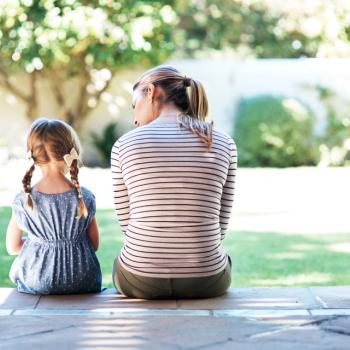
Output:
[26,71,38,121]
[1,65,114,134]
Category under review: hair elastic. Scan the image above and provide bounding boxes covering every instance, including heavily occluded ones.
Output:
[63,147,79,167]
[183,76,191,87]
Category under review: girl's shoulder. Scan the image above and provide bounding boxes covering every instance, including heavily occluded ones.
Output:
[12,187,95,203]
[79,187,96,218]
[80,186,96,203]
[12,190,25,208]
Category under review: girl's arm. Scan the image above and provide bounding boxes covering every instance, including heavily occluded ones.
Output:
[6,213,25,255]
[87,216,99,251]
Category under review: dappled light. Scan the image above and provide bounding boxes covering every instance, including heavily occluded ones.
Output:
[326,243,350,253]
[266,252,305,260]
[252,273,332,287]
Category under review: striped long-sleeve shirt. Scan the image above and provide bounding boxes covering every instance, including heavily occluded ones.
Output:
[111,120,237,278]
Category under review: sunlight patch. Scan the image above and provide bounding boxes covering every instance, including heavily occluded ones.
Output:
[327,243,350,253]
[253,273,331,286]
[267,252,304,260]
[289,243,316,251]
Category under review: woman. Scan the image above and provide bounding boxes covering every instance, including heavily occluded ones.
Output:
[111,65,237,299]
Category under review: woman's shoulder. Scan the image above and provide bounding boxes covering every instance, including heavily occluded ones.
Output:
[114,127,141,146]
[212,127,236,148]
[113,123,165,147]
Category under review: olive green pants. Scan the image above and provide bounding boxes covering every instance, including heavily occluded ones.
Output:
[112,255,232,299]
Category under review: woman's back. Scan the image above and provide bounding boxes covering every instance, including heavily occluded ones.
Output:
[111,121,237,278]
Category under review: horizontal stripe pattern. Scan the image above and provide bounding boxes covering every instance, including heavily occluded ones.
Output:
[111,123,237,278]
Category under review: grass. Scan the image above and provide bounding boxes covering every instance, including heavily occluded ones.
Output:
[1,206,350,288]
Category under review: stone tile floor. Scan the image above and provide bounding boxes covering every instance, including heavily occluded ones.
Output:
[0,286,349,349]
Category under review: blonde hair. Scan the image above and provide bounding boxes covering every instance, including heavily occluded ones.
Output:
[23,118,88,219]
[133,65,213,148]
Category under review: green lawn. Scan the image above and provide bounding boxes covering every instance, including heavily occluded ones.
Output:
[1,206,350,288]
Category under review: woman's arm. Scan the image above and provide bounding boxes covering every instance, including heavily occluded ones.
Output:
[87,217,99,251]
[219,140,238,240]
[6,213,25,255]
[111,140,130,235]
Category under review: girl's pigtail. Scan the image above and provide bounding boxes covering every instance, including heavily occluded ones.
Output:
[69,159,88,219]
[22,164,35,210]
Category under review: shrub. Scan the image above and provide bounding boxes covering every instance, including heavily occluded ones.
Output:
[233,95,320,167]
[91,122,122,167]
[315,86,350,166]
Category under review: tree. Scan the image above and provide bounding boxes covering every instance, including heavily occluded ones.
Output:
[174,0,350,58]
[0,0,176,130]
[1,0,350,132]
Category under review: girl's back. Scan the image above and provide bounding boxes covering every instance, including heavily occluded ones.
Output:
[10,187,101,294]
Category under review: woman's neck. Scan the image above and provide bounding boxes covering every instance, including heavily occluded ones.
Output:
[153,106,182,124]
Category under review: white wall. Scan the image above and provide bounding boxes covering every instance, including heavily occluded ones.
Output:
[169,58,350,136]
[1,58,349,165]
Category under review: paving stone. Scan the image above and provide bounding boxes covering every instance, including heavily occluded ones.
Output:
[0,309,12,315]
[0,315,78,342]
[199,339,337,350]
[309,286,350,309]
[320,316,350,336]
[310,309,350,316]
[246,323,350,350]
[0,315,259,349]
[177,287,321,310]
[213,309,310,318]
[0,288,39,309]
[14,308,210,317]
[37,292,177,310]
[0,317,170,350]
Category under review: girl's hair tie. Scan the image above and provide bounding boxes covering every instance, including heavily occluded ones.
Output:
[63,147,79,167]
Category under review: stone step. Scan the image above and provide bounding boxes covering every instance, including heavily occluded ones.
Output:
[0,286,349,315]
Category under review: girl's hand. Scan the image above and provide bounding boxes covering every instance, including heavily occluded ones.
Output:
[6,213,24,255]
[87,217,99,251]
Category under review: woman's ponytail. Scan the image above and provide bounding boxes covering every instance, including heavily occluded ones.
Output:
[187,78,208,120]
[179,77,213,148]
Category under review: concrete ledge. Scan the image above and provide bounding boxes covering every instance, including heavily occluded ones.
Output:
[1,286,349,316]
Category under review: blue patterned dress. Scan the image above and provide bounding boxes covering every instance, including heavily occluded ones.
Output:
[9,187,102,295]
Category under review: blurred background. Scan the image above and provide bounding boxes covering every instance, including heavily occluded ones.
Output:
[0,0,349,288]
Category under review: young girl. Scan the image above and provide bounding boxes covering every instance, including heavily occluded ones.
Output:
[6,118,102,295]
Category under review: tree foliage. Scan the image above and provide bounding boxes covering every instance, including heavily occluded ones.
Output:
[1,0,349,131]
[0,0,176,128]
